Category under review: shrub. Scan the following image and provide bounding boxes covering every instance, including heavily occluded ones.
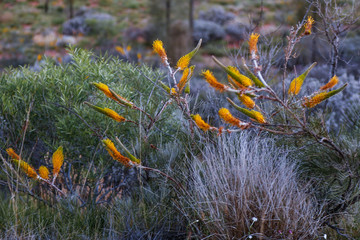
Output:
[1,11,359,239]
[198,6,235,26]
[193,20,225,43]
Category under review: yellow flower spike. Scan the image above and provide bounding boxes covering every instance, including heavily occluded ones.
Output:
[37,54,42,62]
[92,82,114,99]
[170,88,177,95]
[227,97,266,124]
[176,39,202,70]
[320,75,339,91]
[177,67,191,93]
[102,108,126,122]
[212,56,253,87]
[153,39,167,63]
[84,102,126,122]
[115,46,125,55]
[52,146,64,177]
[92,82,134,107]
[241,57,264,88]
[227,66,252,88]
[39,166,50,180]
[102,139,133,168]
[137,53,142,60]
[6,148,20,160]
[126,45,131,52]
[305,83,347,108]
[6,148,38,179]
[249,33,260,54]
[251,111,266,124]
[288,62,317,95]
[304,16,315,35]
[191,114,211,132]
[177,55,191,71]
[218,108,245,127]
[203,70,227,92]
[238,94,255,109]
[13,159,38,179]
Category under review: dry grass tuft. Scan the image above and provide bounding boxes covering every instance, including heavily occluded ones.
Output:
[184,132,323,239]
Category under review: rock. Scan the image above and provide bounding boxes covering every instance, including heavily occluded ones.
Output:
[56,35,78,47]
[33,29,57,47]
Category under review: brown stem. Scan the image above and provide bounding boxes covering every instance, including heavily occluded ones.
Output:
[136,165,185,191]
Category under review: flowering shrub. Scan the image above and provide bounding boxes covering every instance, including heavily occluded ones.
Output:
[2,14,359,239]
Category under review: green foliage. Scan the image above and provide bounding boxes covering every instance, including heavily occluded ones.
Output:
[0,188,184,239]
[0,47,185,168]
[0,47,191,238]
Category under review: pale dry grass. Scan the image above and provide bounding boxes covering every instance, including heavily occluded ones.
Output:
[185,132,323,239]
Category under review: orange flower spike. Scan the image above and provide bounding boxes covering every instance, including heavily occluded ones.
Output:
[126,45,131,52]
[170,88,177,95]
[93,82,114,99]
[13,159,38,179]
[92,83,133,107]
[304,93,327,108]
[228,75,245,89]
[153,39,167,63]
[238,94,255,109]
[115,46,125,55]
[102,108,126,122]
[176,39,202,70]
[218,108,243,127]
[177,67,190,93]
[288,62,317,95]
[251,111,266,124]
[227,66,253,87]
[305,83,347,108]
[52,146,64,177]
[39,166,50,180]
[102,139,132,168]
[304,16,315,35]
[320,75,339,91]
[191,114,211,132]
[249,33,260,54]
[203,70,226,92]
[177,54,191,70]
[6,148,20,160]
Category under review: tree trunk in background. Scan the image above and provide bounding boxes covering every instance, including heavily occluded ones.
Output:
[44,0,50,13]
[165,0,171,41]
[189,0,194,38]
[68,0,74,19]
